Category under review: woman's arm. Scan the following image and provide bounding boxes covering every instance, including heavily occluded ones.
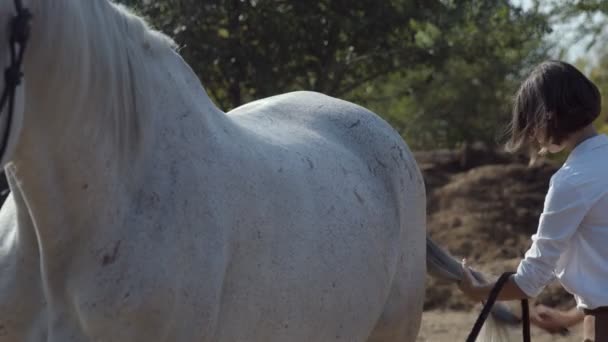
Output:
[458,180,590,302]
[458,259,528,302]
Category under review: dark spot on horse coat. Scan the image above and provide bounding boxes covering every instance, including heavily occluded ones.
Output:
[390,144,404,158]
[348,120,361,128]
[374,157,387,169]
[353,190,364,204]
[101,240,122,267]
[305,157,314,169]
[179,111,190,120]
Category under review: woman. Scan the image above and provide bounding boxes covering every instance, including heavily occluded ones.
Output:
[458,60,608,342]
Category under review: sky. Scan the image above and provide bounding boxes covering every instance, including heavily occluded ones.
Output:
[513,0,605,64]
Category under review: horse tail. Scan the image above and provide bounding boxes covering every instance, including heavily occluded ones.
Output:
[426,235,518,342]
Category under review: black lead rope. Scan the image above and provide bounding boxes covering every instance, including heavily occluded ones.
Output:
[466,272,531,342]
[0,0,32,159]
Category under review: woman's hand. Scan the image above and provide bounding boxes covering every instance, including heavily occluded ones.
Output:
[531,304,582,334]
[457,259,529,302]
[458,259,483,301]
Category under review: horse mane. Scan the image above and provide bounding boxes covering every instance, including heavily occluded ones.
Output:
[106,2,177,53]
[29,0,178,156]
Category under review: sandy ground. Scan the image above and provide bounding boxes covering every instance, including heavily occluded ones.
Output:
[418,310,582,342]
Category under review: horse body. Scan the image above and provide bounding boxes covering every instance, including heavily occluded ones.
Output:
[3,88,427,341]
[0,1,427,341]
[214,92,426,341]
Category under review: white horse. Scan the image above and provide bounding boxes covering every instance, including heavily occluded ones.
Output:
[0,1,515,341]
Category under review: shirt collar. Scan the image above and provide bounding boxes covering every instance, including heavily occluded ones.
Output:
[566,134,608,163]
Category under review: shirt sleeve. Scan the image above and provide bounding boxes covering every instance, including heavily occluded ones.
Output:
[513,178,589,298]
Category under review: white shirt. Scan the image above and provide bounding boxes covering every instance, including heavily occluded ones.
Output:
[514,134,608,309]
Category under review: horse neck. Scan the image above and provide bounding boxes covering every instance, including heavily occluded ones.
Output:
[10,0,227,256]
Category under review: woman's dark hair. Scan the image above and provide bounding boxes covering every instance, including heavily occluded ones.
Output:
[506,60,601,153]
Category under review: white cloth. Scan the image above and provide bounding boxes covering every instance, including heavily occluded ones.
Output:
[514,134,608,309]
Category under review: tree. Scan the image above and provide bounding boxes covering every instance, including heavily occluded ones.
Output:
[119,0,551,149]
[553,0,608,50]
[353,1,551,149]
[583,52,608,134]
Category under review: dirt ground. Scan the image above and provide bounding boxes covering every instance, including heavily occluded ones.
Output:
[415,146,582,341]
[418,310,582,341]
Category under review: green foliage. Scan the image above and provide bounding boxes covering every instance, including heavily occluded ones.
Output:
[556,0,608,17]
[119,0,551,150]
[584,52,608,134]
[552,0,608,52]
[550,1,608,134]
[340,2,551,149]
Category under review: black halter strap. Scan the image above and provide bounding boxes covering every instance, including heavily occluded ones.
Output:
[0,0,32,160]
[466,272,531,342]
